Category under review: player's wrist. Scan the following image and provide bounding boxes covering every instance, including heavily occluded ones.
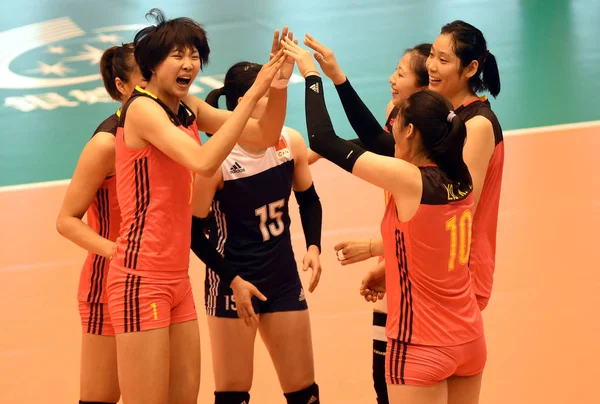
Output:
[331,72,347,86]
[307,244,320,254]
[229,275,243,289]
[243,87,263,103]
[104,241,116,260]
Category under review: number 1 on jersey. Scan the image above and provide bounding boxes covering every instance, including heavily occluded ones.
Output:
[255,199,285,242]
[188,172,195,205]
[445,209,473,271]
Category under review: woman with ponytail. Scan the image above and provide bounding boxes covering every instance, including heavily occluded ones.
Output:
[427,20,504,311]
[282,36,485,403]
[56,42,146,404]
[192,60,323,404]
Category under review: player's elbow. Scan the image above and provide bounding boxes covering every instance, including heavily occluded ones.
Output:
[193,161,218,178]
[55,214,70,237]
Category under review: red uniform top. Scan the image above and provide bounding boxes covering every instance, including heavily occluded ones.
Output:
[112,87,200,275]
[381,166,483,346]
[78,112,122,303]
[456,97,504,308]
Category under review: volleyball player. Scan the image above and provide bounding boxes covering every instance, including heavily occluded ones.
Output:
[426,20,503,310]
[56,43,146,404]
[283,36,485,404]
[301,35,431,404]
[105,9,287,404]
[308,21,504,311]
[191,59,322,404]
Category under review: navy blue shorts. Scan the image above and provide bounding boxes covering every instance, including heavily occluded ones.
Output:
[204,267,308,318]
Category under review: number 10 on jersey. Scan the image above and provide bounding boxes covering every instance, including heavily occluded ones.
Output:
[445,209,473,271]
[255,199,285,242]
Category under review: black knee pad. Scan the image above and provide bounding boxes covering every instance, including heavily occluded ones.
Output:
[373,339,389,404]
[214,391,250,404]
[284,382,319,404]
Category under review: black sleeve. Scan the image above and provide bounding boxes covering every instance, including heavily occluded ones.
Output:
[349,138,366,148]
[293,183,322,252]
[190,216,237,286]
[334,79,395,157]
[305,75,367,173]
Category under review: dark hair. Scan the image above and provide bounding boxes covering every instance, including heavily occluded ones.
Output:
[440,20,500,98]
[204,61,262,137]
[397,90,471,191]
[405,43,431,87]
[133,8,210,81]
[99,43,136,101]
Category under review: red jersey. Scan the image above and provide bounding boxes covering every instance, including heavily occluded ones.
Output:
[112,87,200,274]
[456,97,504,308]
[381,166,483,346]
[78,112,122,303]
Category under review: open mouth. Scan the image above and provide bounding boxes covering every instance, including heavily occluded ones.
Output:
[429,77,441,85]
[176,77,191,86]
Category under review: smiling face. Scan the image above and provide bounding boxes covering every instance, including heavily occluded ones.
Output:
[151,45,201,100]
[388,52,427,107]
[426,33,478,100]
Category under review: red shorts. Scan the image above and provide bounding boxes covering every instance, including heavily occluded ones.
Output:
[386,335,487,386]
[106,264,197,334]
[78,301,115,336]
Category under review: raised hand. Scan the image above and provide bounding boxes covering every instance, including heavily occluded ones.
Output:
[304,33,346,85]
[247,49,287,97]
[280,37,320,78]
[270,26,297,81]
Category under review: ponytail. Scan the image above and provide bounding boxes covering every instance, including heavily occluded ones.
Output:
[204,87,226,137]
[100,46,119,101]
[99,43,136,101]
[203,61,263,137]
[398,90,471,192]
[435,112,470,190]
[482,51,500,98]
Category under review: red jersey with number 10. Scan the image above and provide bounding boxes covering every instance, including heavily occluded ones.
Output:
[381,166,483,346]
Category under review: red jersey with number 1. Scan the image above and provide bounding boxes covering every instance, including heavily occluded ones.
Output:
[381,166,483,346]
[112,87,200,274]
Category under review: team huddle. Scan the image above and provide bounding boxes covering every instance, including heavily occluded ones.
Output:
[56,8,503,404]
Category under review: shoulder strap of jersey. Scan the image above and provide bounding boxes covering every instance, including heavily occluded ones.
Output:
[92,112,119,138]
[420,166,472,205]
[384,105,399,133]
[118,86,184,129]
[277,127,294,160]
[179,99,197,127]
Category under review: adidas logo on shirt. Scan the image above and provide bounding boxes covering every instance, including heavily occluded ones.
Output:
[309,82,319,93]
[230,162,245,174]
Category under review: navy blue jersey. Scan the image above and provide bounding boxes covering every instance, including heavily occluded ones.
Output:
[206,130,297,285]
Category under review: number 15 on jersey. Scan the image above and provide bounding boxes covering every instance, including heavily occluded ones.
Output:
[255,198,285,242]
